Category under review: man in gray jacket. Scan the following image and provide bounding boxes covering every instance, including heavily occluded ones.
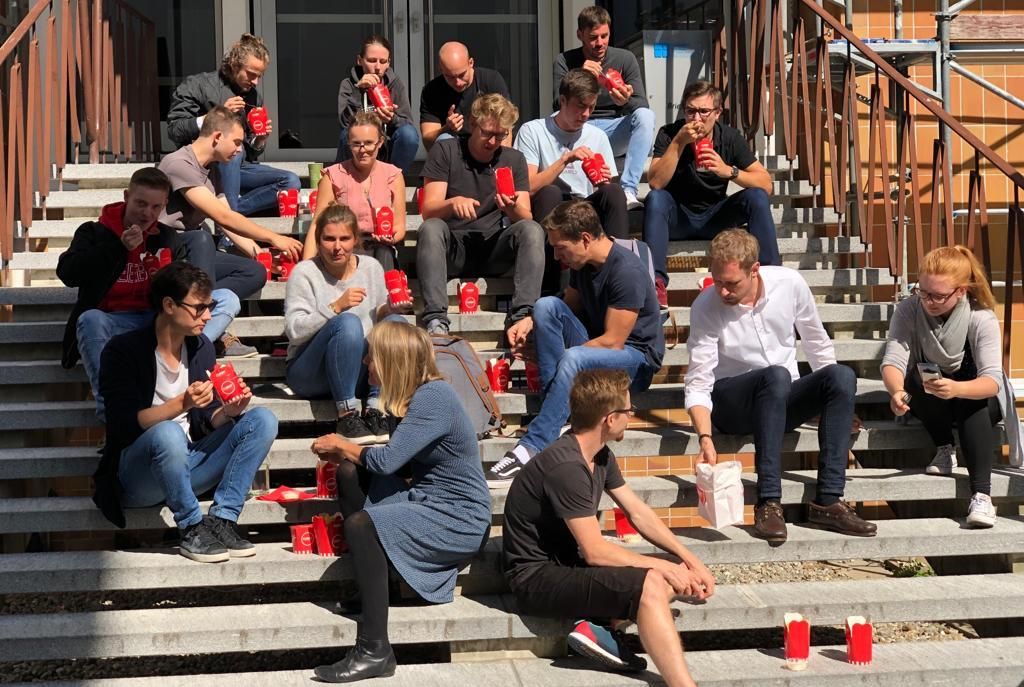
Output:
[166,33,299,217]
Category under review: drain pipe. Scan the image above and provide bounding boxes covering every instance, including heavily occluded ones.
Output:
[895,0,903,38]
[938,0,953,193]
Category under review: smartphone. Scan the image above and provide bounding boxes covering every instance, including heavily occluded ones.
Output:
[917,362,942,383]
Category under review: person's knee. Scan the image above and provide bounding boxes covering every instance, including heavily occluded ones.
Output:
[416,218,450,252]
[343,508,373,540]
[533,184,563,206]
[822,364,857,395]
[325,312,365,343]
[148,421,189,466]
[336,458,359,484]
[212,289,241,317]
[180,229,216,258]
[760,366,793,398]
[76,309,110,339]
[556,346,590,375]
[532,295,563,324]
[644,188,674,215]
[279,171,301,191]
[512,220,545,253]
[630,107,655,132]
[240,406,278,439]
[639,569,671,608]
[393,124,419,145]
[740,187,770,211]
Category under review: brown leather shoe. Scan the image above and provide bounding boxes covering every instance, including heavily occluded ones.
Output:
[807,500,878,537]
[753,501,788,544]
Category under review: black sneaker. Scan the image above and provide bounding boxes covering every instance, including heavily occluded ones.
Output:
[362,408,391,444]
[336,412,376,445]
[204,514,256,557]
[179,521,230,563]
[486,451,524,488]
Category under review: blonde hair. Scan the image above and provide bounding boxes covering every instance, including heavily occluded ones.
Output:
[368,321,444,416]
[470,93,519,130]
[920,245,996,311]
[709,229,759,271]
[569,369,631,431]
[221,33,270,76]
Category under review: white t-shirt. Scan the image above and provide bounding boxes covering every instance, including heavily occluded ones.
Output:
[153,343,191,437]
[513,114,618,198]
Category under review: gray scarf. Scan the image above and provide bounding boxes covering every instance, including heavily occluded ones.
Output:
[913,294,970,375]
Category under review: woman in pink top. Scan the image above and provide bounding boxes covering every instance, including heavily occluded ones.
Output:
[305,111,407,270]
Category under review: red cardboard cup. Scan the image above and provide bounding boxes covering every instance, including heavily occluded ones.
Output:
[287,188,299,214]
[601,67,626,92]
[208,363,243,403]
[385,269,412,308]
[247,107,268,135]
[155,247,172,268]
[581,153,606,185]
[697,275,714,291]
[693,137,714,171]
[614,507,642,542]
[312,513,344,557]
[277,190,295,217]
[309,190,319,214]
[141,252,161,277]
[290,523,315,554]
[486,358,510,394]
[459,281,479,314]
[368,83,393,110]
[256,250,273,280]
[328,517,348,554]
[278,251,296,281]
[416,187,425,213]
[784,613,811,671]
[525,361,541,393]
[374,206,395,240]
[316,460,338,498]
[495,166,515,197]
[845,616,873,665]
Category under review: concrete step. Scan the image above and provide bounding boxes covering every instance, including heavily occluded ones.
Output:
[16,637,1024,686]
[3,463,1022,533]
[0,378,892,427]
[0,268,897,307]
[2,573,1021,661]
[2,517,1020,594]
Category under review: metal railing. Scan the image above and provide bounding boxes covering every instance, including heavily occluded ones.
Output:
[0,0,159,264]
[722,0,1024,370]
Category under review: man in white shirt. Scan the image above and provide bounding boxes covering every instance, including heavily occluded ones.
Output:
[684,230,876,544]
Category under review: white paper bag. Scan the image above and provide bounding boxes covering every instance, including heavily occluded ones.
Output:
[695,460,744,529]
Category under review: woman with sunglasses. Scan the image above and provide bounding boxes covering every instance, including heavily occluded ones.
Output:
[309,320,490,683]
[305,111,407,272]
[882,245,1008,527]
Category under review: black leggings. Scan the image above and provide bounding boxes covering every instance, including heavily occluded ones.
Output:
[906,374,1001,495]
[336,460,390,644]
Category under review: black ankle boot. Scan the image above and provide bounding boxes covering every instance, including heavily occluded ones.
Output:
[314,638,396,683]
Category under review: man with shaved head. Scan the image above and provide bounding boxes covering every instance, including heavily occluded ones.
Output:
[419,41,511,149]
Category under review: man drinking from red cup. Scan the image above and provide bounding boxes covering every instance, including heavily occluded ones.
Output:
[94,262,278,563]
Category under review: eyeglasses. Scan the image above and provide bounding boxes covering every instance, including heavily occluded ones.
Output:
[684,107,718,119]
[606,405,638,418]
[349,140,381,151]
[911,286,960,305]
[478,128,509,142]
[176,299,218,317]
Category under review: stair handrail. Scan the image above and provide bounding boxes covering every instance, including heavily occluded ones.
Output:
[0,0,159,266]
[724,0,1024,371]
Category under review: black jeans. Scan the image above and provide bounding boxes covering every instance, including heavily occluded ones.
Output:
[711,364,856,502]
[906,374,1000,495]
[415,218,545,327]
[178,228,267,300]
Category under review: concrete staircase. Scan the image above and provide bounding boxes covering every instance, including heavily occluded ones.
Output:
[2,159,1024,685]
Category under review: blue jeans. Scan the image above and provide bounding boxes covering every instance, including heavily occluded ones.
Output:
[77,289,237,421]
[710,364,856,502]
[519,296,655,454]
[336,123,420,173]
[118,407,278,528]
[286,313,396,413]
[643,187,781,283]
[216,153,301,217]
[587,108,655,195]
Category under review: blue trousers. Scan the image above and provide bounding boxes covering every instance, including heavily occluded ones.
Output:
[216,154,300,217]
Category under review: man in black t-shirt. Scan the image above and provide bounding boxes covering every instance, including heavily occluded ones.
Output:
[419,41,511,150]
[418,93,544,335]
[642,80,779,308]
[488,199,664,485]
[503,369,713,685]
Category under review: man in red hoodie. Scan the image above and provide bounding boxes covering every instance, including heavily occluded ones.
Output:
[57,168,241,421]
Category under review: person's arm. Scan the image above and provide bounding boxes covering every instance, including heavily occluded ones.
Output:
[881,363,911,416]
[165,76,204,148]
[283,267,334,345]
[735,161,773,193]
[337,78,360,127]
[928,310,1001,401]
[791,277,837,371]
[420,122,444,149]
[497,188,533,223]
[183,185,302,260]
[304,175,337,259]
[684,302,721,464]
[420,178,458,220]
[137,380,215,429]
[586,307,638,350]
[359,386,451,474]
[57,223,124,287]
[648,123,699,190]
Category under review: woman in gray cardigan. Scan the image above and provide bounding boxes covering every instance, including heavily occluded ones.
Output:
[310,320,491,683]
[881,245,1003,527]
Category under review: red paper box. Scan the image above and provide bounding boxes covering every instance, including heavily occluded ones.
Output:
[316,460,338,499]
[845,615,873,665]
[291,523,315,554]
[783,612,810,671]
[459,281,479,314]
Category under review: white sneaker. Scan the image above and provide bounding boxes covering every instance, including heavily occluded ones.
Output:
[623,190,642,210]
[966,492,996,528]
[925,444,957,475]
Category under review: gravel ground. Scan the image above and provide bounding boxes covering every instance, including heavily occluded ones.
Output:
[2,559,976,682]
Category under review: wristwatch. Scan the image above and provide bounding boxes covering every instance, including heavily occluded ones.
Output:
[729,165,739,180]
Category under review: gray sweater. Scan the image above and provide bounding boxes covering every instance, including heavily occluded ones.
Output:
[283,255,388,359]
[881,296,1002,388]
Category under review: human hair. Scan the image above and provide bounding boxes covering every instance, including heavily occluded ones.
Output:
[149,261,212,311]
[682,80,723,110]
[470,93,519,130]
[570,369,631,431]
[198,106,244,137]
[350,110,385,140]
[361,34,392,58]
[220,33,270,77]
[368,320,445,417]
[709,229,759,271]
[314,202,359,243]
[127,167,171,197]
[559,68,600,103]
[541,198,604,241]
[920,245,997,311]
[577,5,611,31]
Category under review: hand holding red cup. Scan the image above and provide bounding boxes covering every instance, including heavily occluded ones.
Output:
[247,107,269,135]
[581,153,607,185]
[368,83,393,110]
[598,68,627,92]
[208,363,244,404]
[495,166,515,198]
[693,137,714,171]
